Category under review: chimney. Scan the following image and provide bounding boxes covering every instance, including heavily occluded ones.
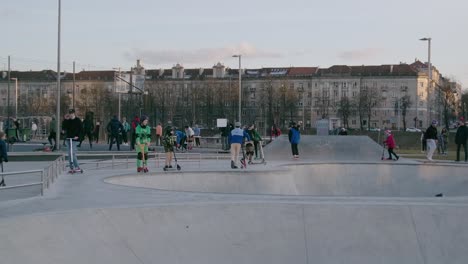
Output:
[390,65,393,73]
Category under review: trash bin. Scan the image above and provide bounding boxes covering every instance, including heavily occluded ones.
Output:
[7,128,16,139]
[22,128,31,141]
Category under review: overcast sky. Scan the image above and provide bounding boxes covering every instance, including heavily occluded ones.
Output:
[1,0,467,88]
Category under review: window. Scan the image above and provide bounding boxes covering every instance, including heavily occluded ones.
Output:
[419,101,423,107]
[352,91,357,97]
[308,82,312,88]
[420,82,424,87]
[352,120,356,125]
[333,90,338,97]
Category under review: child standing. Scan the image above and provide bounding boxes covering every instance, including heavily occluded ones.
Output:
[162,126,175,169]
[136,116,151,172]
[383,130,399,161]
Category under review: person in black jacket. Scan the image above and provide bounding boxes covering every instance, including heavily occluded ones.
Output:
[107,115,124,151]
[0,131,7,186]
[455,119,468,162]
[64,109,82,172]
[425,120,439,162]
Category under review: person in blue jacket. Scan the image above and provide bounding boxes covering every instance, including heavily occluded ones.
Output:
[175,128,187,152]
[288,122,301,159]
[229,122,251,169]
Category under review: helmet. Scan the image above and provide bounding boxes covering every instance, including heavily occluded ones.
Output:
[431,120,438,125]
[385,130,391,134]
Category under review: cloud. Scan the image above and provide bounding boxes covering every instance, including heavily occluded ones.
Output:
[338,48,383,61]
[124,42,283,66]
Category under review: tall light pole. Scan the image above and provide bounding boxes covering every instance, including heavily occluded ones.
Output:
[232,54,242,124]
[113,67,122,121]
[420,37,431,127]
[10,78,18,118]
[56,0,62,150]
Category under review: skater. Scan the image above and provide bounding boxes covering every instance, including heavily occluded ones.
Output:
[193,124,201,147]
[245,140,255,164]
[136,115,151,172]
[229,122,251,169]
[64,109,82,172]
[383,130,399,160]
[455,119,468,162]
[0,132,8,187]
[48,116,57,150]
[288,122,301,159]
[425,120,438,162]
[78,112,94,149]
[107,115,124,151]
[162,126,175,169]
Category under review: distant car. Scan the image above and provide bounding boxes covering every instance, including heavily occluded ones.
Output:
[367,128,381,132]
[406,127,422,132]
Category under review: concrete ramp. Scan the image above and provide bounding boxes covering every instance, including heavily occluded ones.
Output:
[1,203,467,264]
[106,164,468,197]
[265,135,383,161]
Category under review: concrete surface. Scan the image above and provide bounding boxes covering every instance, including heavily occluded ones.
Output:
[0,135,467,264]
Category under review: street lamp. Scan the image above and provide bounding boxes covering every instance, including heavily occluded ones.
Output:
[232,54,242,124]
[10,78,18,117]
[113,67,122,120]
[55,0,62,150]
[420,37,431,127]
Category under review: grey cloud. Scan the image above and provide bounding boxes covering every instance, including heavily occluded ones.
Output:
[124,42,283,65]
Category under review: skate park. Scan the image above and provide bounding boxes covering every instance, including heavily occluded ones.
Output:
[1,135,468,264]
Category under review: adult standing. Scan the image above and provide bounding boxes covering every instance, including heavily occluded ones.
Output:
[229,122,251,169]
[93,121,101,143]
[64,109,82,172]
[48,116,57,151]
[155,123,163,146]
[247,124,262,159]
[78,113,94,149]
[455,119,468,162]
[220,125,229,151]
[193,124,201,147]
[31,121,38,140]
[130,115,140,151]
[121,117,131,146]
[288,122,301,159]
[425,120,438,162]
[107,115,124,151]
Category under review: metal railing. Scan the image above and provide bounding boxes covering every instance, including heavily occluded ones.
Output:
[0,155,66,197]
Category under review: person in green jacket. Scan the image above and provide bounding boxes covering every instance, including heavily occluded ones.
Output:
[136,115,151,172]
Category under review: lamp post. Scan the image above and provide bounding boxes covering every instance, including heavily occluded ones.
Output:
[10,78,18,118]
[420,37,431,127]
[232,54,242,124]
[113,67,122,121]
[55,0,62,150]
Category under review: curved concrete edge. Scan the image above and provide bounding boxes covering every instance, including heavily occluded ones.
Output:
[0,203,467,264]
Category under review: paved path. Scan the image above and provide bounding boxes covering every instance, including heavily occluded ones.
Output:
[0,135,468,264]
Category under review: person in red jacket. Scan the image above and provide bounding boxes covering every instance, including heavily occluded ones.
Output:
[383,130,399,161]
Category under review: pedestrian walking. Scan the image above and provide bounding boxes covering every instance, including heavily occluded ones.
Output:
[425,120,438,162]
[288,122,301,159]
[438,127,448,155]
[0,131,8,186]
[107,115,124,151]
[229,122,251,169]
[455,119,468,162]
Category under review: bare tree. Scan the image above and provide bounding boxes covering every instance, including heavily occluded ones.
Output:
[357,86,382,130]
[397,95,412,131]
[337,96,355,128]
